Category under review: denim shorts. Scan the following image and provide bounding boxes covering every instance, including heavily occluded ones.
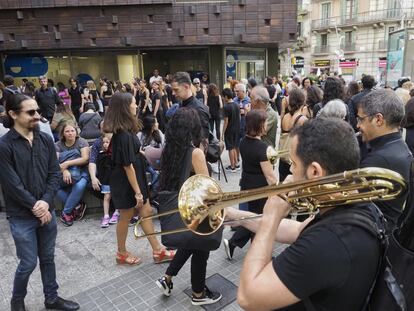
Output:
[101,184,111,194]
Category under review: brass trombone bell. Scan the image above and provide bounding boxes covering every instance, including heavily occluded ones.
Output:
[266,146,289,165]
[134,167,406,239]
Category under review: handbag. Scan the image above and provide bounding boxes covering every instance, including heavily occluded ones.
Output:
[159,148,223,251]
[206,132,221,163]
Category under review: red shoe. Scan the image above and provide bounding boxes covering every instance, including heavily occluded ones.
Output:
[153,249,176,264]
[60,212,73,227]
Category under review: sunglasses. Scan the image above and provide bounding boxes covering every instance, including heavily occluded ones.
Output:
[21,109,41,116]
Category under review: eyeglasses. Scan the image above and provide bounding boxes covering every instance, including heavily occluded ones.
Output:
[356,112,381,123]
[194,82,200,85]
[21,109,41,116]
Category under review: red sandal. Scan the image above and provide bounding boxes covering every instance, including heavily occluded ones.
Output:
[153,249,176,264]
[116,252,142,265]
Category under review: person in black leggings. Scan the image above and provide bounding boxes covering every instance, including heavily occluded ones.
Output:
[155,108,222,306]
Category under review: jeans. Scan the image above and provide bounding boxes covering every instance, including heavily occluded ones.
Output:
[166,248,210,293]
[209,117,221,140]
[57,177,88,215]
[8,213,59,301]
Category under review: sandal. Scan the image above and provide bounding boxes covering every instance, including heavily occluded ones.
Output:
[116,252,142,265]
[153,249,176,264]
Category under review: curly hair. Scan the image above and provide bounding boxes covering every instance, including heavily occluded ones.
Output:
[322,77,345,105]
[306,85,323,111]
[159,108,201,191]
[288,88,306,115]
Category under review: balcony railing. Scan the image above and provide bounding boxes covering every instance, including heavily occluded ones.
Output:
[311,8,414,30]
[313,45,331,54]
[340,42,356,51]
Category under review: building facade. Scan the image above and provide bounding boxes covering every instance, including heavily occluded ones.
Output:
[281,0,414,84]
[0,0,297,88]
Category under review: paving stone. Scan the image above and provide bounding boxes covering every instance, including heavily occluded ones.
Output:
[0,151,288,310]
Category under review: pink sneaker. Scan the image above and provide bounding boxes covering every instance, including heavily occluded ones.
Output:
[101,216,110,228]
[109,213,119,224]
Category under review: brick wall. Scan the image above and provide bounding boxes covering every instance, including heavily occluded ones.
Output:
[0,0,297,51]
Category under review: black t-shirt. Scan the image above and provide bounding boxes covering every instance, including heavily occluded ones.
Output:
[68,86,82,108]
[360,132,412,230]
[207,95,221,118]
[273,204,380,311]
[239,137,268,189]
[223,102,240,135]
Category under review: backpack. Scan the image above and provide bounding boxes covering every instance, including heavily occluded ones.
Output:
[311,206,411,311]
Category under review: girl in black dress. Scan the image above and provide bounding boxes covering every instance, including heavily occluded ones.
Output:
[103,92,175,265]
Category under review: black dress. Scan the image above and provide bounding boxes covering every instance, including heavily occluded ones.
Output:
[110,131,149,209]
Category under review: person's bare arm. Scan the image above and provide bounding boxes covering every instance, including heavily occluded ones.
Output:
[225,206,313,244]
[238,196,301,310]
[260,160,277,185]
[222,117,229,141]
[192,148,209,175]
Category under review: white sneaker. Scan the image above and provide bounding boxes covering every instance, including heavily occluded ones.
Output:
[191,287,222,306]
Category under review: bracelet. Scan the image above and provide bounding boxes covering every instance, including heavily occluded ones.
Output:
[135,193,143,199]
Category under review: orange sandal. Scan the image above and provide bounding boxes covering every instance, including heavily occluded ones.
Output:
[153,249,176,264]
[116,252,142,265]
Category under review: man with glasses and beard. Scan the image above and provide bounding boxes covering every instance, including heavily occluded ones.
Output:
[357,89,412,230]
[227,118,383,311]
[0,94,79,311]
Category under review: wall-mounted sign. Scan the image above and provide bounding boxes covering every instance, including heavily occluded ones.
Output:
[339,59,358,68]
[293,56,305,69]
[313,59,330,67]
[378,59,387,68]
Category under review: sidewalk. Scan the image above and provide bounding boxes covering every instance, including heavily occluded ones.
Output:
[0,158,285,311]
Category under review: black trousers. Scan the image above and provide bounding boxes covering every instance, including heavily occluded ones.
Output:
[229,198,265,249]
[166,248,210,293]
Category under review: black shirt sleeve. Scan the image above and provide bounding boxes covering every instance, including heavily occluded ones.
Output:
[360,153,389,168]
[115,132,137,167]
[223,104,231,118]
[273,226,350,300]
[0,140,37,210]
[257,140,269,163]
[40,134,62,206]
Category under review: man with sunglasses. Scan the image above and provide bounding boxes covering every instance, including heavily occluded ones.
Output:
[0,94,80,311]
[357,89,413,230]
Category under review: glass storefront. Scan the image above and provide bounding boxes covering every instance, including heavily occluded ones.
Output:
[2,51,142,88]
[225,48,266,84]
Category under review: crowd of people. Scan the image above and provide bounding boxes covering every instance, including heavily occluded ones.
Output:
[0,68,413,311]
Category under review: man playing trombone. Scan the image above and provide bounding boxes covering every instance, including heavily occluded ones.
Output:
[233,118,383,311]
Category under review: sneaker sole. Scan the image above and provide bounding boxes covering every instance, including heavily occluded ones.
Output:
[191,293,222,306]
[155,280,171,297]
[60,218,73,227]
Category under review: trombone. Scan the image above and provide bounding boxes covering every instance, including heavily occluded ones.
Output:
[134,167,406,239]
[266,146,289,165]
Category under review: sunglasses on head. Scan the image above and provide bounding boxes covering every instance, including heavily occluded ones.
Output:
[21,109,41,116]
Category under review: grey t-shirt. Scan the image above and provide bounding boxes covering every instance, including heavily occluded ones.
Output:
[55,137,89,153]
